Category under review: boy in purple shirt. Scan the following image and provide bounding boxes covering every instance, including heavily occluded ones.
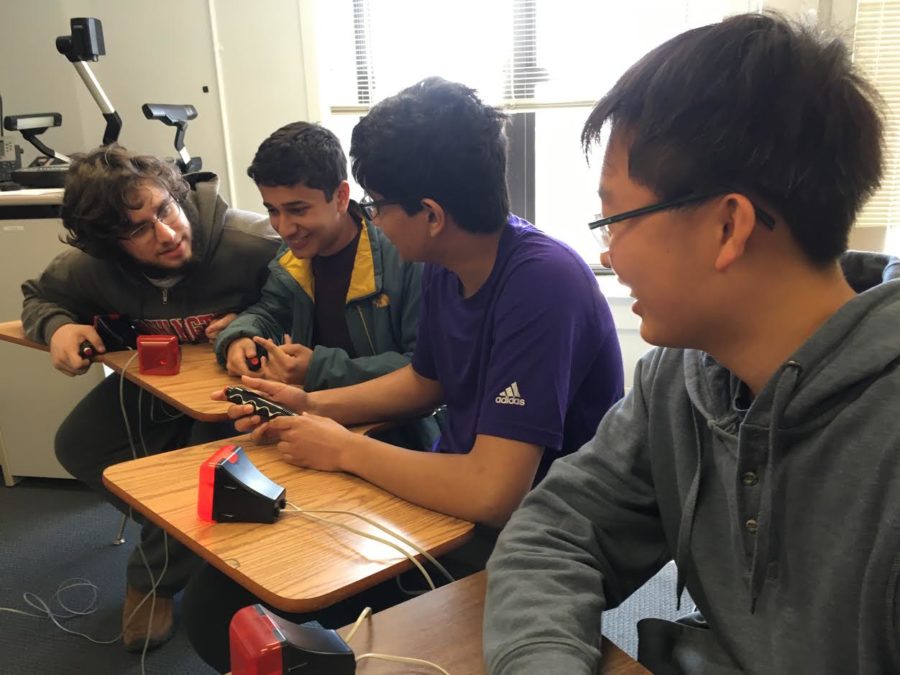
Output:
[184,78,623,671]
[226,77,623,523]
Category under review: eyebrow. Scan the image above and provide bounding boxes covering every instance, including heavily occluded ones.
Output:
[129,197,173,228]
[263,200,310,209]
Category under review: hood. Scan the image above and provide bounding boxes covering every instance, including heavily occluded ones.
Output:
[677,250,900,612]
[183,171,230,267]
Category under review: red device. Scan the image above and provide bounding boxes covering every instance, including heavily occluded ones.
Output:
[137,334,180,375]
[230,605,355,675]
[198,444,285,523]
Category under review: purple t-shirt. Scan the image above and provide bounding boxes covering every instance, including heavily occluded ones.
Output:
[412,215,623,481]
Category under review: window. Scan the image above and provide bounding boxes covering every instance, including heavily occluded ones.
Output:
[311,0,761,266]
[853,0,900,252]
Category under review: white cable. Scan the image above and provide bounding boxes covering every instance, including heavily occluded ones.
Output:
[356,653,451,674]
[287,504,455,586]
[283,507,435,590]
[345,607,451,674]
[343,606,372,643]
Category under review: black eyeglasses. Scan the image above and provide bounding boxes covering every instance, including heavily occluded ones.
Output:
[358,197,419,220]
[588,192,775,247]
[119,198,182,242]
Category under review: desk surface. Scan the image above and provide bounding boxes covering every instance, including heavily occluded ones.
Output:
[337,570,649,674]
[103,436,474,613]
[0,187,64,206]
[101,343,234,422]
[0,320,233,421]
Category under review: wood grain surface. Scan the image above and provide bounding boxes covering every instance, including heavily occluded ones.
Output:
[103,435,474,613]
[337,570,649,674]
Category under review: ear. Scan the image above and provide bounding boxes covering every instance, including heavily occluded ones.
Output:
[713,194,758,273]
[334,180,351,212]
[420,198,446,238]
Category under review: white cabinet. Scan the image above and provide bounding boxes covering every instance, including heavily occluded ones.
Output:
[0,190,105,485]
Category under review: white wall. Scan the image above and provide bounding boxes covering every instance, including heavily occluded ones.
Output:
[0,0,311,211]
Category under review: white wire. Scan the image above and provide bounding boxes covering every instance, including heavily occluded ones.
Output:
[286,504,455,586]
[283,507,435,590]
[345,607,451,674]
[343,605,372,643]
[356,652,451,674]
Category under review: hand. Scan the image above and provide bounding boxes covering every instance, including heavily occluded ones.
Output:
[264,413,355,473]
[256,335,313,385]
[48,323,105,377]
[205,313,238,340]
[210,375,310,434]
[225,337,259,376]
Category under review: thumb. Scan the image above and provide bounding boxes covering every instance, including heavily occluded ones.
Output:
[241,374,283,396]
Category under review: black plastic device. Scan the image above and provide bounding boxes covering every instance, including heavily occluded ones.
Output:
[198,445,286,524]
[225,386,295,420]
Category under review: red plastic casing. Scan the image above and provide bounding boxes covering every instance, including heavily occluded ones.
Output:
[230,605,284,675]
[137,335,181,375]
[198,444,241,521]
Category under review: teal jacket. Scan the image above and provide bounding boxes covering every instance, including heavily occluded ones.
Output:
[215,215,437,446]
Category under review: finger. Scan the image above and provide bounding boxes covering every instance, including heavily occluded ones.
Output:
[226,403,257,420]
[211,388,227,401]
[240,375,283,396]
[282,333,293,345]
[236,415,264,434]
[84,326,106,353]
[250,421,273,442]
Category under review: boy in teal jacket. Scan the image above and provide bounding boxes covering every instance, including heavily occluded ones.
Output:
[215,121,435,439]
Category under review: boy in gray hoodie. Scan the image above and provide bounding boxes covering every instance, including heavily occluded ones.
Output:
[21,145,278,651]
[484,12,900,674]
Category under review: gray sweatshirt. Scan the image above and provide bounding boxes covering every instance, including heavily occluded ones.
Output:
[484,252,900,674]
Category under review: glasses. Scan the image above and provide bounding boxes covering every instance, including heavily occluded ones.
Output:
[119,198,182,242]
[358,197,419,220]
[588,192,775,247]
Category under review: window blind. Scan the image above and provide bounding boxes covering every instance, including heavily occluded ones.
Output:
[853,0,900,232]
[330,0,759,114]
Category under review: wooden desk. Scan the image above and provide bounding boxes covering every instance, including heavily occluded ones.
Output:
[101,343,233,422]
[0,320,233,422]
[103,436,474,613]
[338,570,649,674]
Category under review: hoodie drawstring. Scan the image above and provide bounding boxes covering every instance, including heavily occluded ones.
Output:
[748,360,801,612]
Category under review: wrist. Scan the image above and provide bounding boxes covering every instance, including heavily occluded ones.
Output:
[335,431,366,473]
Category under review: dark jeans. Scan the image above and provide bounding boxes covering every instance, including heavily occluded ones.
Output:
[182,524,498,672]
[55,373,235,596]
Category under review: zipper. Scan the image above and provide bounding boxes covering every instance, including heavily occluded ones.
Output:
[356,304,377,355]
[161,288,168,305]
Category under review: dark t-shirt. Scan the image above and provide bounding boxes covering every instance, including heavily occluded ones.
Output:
[411,215,624,482]
[311,226,361,357]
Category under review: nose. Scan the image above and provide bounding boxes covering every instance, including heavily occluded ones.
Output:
[153,218,177,242]
[599,250,612,269]
[271,212,298,237]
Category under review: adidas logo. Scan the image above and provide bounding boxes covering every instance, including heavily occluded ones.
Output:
[495,382,526,406]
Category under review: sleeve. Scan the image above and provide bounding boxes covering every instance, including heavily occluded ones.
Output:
[21,251,101,344]
[213,261,294,365]
[305,260,425,389]
[483,356,670,674]
[410,265,437,380]
[476,259,594,450]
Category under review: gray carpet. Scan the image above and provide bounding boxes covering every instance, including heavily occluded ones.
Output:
[0,470,686,673]
[0,473,215,675]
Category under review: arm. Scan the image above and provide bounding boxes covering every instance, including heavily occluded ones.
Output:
[213,260,294,365]
[269,417,541,527]
[21,250,98,344]
[483,359,669,675]
[304,259,425,389]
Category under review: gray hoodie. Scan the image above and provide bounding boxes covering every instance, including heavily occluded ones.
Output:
[22,172,279,344]
[484,252,900,674]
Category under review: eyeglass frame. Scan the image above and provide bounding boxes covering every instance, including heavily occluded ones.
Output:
[118,197,183,242]
[358,196,421,221]
[588,191,775,247]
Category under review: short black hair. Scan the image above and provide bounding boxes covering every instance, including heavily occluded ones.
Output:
[62,144,190,260]
[582,12,884,265]
[350,77,510,234]
[247,121,347,200]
